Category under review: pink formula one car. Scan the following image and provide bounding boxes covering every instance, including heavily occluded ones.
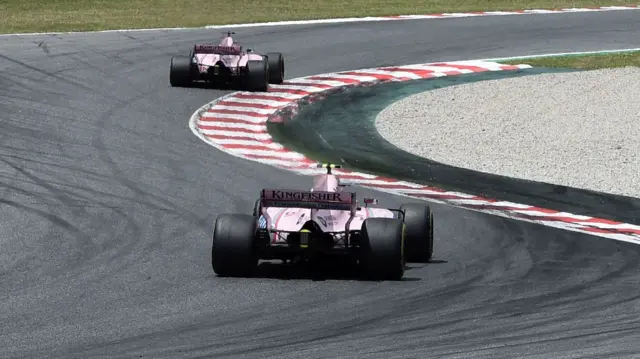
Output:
[211,163,435,280]
[169,31,285,91]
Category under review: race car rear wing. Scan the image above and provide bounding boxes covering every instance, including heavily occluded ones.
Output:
[193,44,242,55]
[260,189,356,211]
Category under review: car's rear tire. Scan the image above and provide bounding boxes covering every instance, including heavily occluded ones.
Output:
[245,59,269,92]
[169,56,194,87]
[359,218,405,280]
[211,214,259,277]
[266,52,285,84]
[400,203,434,263]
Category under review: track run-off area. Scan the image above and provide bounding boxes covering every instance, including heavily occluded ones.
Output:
[1,7,639,359]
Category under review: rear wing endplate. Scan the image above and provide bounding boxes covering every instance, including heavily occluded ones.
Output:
[260,189,355,211]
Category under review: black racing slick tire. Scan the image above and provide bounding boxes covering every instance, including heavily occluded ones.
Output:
[266,52,285,84]
[211,214,258,277]
[245,59,269,92]
[400,203,434,263]
[169,55,194,87]
[359,218,405,281]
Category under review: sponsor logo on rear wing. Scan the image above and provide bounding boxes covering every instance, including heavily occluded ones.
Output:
[193,44,242,55]
[260,189,355,211]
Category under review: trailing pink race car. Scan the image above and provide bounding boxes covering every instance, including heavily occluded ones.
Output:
[169,31,285,91]
[211,163,435,280]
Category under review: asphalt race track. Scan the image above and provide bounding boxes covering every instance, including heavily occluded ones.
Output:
[1,11,640,359]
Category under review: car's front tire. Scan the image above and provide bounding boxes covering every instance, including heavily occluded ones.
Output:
[400,203,434,263]
[266,52,285,84]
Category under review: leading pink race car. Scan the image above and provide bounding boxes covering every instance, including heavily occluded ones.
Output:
[211,163,435,280]
[169,31,285,91]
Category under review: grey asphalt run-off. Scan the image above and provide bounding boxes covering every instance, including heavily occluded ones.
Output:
[1,11,640,359]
